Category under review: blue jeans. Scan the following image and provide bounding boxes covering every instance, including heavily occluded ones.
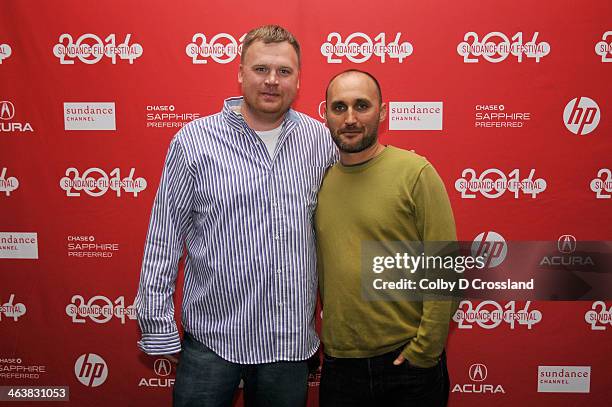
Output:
[319,347,449,407]
[173,332,308,407]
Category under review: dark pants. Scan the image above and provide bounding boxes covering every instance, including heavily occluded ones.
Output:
[319,347,449,407]
[173,332,309,407]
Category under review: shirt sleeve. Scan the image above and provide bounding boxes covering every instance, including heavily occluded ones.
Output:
[402,163,459,368]
[317,124,338,168]
[134,134,194,355]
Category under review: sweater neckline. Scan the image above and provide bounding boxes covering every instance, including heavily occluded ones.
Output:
[337,145,393,173]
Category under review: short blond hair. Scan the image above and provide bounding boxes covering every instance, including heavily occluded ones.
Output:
[241,25,300,65]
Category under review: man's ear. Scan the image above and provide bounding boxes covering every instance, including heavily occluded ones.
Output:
[238,65,243,84]
[379,102,387,122]
[323,103,328,128]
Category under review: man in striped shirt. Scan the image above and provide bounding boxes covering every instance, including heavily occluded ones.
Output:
[135,25,336,407]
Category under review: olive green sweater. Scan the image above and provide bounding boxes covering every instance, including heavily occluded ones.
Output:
[315,146,457,368]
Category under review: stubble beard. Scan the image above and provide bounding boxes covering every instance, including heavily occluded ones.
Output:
[331,127,378,154]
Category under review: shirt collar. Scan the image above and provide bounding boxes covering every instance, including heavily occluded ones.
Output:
[222,96,300,132]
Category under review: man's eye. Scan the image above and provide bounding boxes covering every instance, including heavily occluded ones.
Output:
[255,67,267,72]
[333,105,346,112]
[356,103,369,110]
[279,69,291,75]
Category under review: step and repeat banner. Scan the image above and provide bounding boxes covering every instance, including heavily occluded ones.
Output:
[1,1,610,406]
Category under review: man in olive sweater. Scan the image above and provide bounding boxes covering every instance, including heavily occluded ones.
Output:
[315,69,457,407]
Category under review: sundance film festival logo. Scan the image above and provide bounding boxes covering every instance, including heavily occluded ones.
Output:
[60,167,147,198]
[53,33,143,65]
[455,168,547,199]
[0,42,12,63]
[138,358,175,388]
[66,295,136,324]
[0,168,19,196]
[471,231,507,268]
[1,294,27,322]
[64,103,116,131]
[0,232,38,259]
[186,33,245,64]
[0,101,34,133]
[458,31,550,63]
[74,353,107,387]
[452,363,506,394]
[453,300,542,330]
[595,31,612,62]
[563,97,600,135]
[321,32,413,63]
[388,102,442,131]
[590,168,612,199]
[475,104,531,128]
[538,366,591,393]
[584,301,612,331]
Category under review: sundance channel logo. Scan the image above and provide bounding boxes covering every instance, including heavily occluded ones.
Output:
[64,103,116,131]
[538,366,590,393]
[388,102,443,131]
[0,232,38,259]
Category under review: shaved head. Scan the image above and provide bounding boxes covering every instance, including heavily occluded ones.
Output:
[325,69,382,105]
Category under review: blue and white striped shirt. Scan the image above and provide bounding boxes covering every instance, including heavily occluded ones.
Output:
[135,97,336,363]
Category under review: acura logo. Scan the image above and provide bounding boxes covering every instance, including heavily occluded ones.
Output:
[0,101,15,120]
[154,358,172,377]
[469,363,488,382]
[557,235,577,254]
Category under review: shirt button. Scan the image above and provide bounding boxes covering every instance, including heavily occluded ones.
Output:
[277,302,283,307]
[274,235,280,240]
[271,200,278,207]
[276,269,282,274]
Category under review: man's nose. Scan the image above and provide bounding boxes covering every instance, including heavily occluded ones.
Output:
[264,71,279,86]
[345,108,357,125]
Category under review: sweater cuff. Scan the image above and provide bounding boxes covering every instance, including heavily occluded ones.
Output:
[401,344,440,368]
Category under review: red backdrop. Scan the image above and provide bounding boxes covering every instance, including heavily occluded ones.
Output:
[1,0,611,406]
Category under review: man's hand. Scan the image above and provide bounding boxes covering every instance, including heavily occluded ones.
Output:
[393,354,405,366]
